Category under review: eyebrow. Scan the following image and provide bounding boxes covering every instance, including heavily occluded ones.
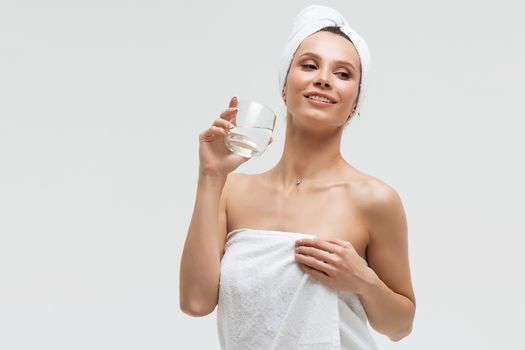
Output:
[298,52,356,71]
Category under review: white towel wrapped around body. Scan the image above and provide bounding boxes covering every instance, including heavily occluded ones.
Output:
[217,228,379,350]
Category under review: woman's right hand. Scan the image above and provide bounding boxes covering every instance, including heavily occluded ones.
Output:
[199,96,270,177]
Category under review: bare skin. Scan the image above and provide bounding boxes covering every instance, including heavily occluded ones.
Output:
[225,167,374,262]
[181,30,415,340]
[222,30,372,260]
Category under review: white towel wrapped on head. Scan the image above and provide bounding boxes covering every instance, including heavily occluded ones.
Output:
[277,4,371,119]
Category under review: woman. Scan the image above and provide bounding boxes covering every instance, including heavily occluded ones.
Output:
[180,5,416,349]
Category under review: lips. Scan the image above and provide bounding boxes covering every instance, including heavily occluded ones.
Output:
[304,92,337,104]
[304,95,334,106]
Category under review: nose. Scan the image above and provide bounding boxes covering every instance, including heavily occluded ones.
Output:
[313,69,332,88]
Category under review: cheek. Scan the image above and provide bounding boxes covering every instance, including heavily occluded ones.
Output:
[336,82,359,105]
[287,74,307,93]
[334,80,357,94]
[287,68,313,89]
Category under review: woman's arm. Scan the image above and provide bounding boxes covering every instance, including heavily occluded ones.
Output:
[179,172,231,317]
[359,181,416,341]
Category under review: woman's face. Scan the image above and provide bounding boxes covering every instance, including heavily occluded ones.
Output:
[283,31,361,128]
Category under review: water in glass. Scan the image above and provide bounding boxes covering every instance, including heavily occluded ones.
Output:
[224,126,273,158]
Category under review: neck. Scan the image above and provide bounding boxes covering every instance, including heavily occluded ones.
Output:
[270,115,346,190]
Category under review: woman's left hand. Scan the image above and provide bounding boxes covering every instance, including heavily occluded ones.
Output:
[295,238,377,295]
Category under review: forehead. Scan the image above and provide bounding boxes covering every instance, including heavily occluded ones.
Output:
[293,31,360,70]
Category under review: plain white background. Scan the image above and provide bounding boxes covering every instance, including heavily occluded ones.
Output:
[1,0,524,349]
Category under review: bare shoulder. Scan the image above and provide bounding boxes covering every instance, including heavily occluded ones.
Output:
[352,173,415,305]
[224,171,251,197]
[223,171,255,212]
[350,174,403,214]
[350,173,408,246]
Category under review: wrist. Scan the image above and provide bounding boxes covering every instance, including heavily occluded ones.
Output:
[198,172,228,185]
[357,267,381,296]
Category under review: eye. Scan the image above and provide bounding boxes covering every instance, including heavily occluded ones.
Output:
[302,64,350,79]
[302,64,317,69]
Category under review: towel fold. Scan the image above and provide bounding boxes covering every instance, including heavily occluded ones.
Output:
[217,228,379,349]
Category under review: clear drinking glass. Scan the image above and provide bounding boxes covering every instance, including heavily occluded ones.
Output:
[224,99,276,158]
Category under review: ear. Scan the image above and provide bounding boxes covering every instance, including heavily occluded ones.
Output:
[347,107,357,122]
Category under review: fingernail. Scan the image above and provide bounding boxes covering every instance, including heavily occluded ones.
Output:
[228,122,235,129]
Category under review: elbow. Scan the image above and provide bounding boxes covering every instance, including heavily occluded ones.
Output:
[388,325,413,342]
[179,284,218,317]
[386,308,416,342]
[388,312,415,342]
[180,300,216,317]
[371,321,413,342]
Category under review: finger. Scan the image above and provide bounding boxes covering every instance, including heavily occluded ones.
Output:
[200,128,223,142]
[296,245,339,265]
[302,264,331,280]
[296,238,340,254]
[206,125,229,138]
[296,253,335,277]
[228,96,238,108]
[213,117,235,130]
[219,107,239,121]
[324,238,353,248]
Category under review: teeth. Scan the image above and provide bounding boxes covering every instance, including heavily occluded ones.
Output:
[308,95,332,103]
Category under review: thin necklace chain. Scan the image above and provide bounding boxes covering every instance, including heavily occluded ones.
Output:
[293,157,344,186]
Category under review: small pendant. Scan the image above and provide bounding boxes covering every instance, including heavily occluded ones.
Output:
[296,178,301,185]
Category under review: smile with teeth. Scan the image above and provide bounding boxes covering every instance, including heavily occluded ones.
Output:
[307,95,334,103]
